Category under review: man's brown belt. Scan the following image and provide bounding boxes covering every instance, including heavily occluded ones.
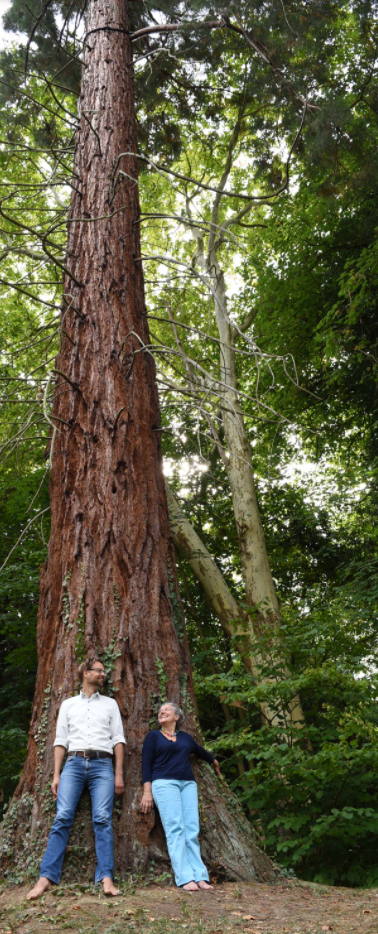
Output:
[67,750,112,759]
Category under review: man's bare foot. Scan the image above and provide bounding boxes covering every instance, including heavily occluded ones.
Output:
[182,881,199,892]
[197,881,213,890]
[27,877,52,900]
[103,877,119,896]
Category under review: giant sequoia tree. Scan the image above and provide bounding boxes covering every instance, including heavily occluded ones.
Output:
[0,0,273,881]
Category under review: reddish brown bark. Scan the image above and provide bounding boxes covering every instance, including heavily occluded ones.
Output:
[0,0,273,883]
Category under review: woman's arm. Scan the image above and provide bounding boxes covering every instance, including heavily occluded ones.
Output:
[191,737,221,778]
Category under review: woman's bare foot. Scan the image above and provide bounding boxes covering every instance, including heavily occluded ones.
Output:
[197,881,213,890]
[103,877,119,896]
[182,881,199,892]
[27,877,52,900]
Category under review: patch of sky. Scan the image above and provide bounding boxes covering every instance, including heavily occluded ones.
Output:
[272,432,370,523]
[163,454,208,492]
[0,0,26,45]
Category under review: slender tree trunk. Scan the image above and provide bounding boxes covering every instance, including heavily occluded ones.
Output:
[166,483,242,639]
[0,0,274,883]
[167,481,300,729]
[207,245,304,729]
[189,189,303,728]
[209,248,279,615]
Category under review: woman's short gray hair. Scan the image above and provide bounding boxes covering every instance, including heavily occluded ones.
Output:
[166,702,185,728]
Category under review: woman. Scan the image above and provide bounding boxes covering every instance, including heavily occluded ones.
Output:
[140,702,221,892]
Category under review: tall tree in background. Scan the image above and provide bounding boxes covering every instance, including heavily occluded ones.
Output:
[0,0,272,881]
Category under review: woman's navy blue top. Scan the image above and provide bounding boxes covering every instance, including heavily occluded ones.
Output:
[142,730,214,783]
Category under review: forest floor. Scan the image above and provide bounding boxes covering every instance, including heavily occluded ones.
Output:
[0,879,378,934]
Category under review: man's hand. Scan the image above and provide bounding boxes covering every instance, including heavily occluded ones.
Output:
[140,792,154,814]
[114,773,125,795]
[213,759,222,779]
[52,775,60,797]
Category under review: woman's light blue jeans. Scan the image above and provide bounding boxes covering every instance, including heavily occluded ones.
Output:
[40,754,115,884]
[152,779,209,887]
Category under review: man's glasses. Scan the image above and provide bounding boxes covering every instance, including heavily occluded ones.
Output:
[87,668,106,677]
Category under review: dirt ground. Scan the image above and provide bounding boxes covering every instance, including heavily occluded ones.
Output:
[0,880,378,934]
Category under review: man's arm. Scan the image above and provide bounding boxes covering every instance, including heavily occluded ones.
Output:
[52,746,66,797]
[54,700,69,750]
[51,700,69,797]
[110,700,126,794]
[114,743,124,795]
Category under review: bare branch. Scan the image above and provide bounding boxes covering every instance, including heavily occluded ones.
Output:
[24,0,54,76]
[226,13,318,113]
[0,277,60,309]
[131,18,226,42]
[209,101,246,251]
[53,368,80,392]
[0,78,78,129]
[0,507,50,574]
[238,309,259,333]
[115,120,305,203]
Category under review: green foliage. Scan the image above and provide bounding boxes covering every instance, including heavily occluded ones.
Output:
[318,234,378,403]
[167,568,185,642]
[101,630,122,697]
[0,469,48,818]
[155,657,169,703]
[74,564,86,662]
[61,568,72,633]
[192,569,378,886]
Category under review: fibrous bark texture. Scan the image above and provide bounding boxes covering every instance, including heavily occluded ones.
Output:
[0,0,273,883]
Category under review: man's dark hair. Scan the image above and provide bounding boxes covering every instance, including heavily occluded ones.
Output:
[78,655,104,684]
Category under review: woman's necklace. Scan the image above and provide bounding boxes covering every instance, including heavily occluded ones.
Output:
[161,728,177,740]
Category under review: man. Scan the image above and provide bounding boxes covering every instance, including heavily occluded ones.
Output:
[27,656,126,899]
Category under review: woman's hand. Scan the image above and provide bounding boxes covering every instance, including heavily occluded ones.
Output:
[140,782,154,813]
[213,759,221,779]
[140,792,154,814]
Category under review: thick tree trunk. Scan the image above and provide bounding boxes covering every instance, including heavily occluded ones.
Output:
[0,0,273,883]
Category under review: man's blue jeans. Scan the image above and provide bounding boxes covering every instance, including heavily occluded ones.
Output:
[40,755,115,884]
[152,779,209,887]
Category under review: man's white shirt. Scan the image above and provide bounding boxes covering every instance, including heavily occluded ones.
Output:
[54,691,126,754]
